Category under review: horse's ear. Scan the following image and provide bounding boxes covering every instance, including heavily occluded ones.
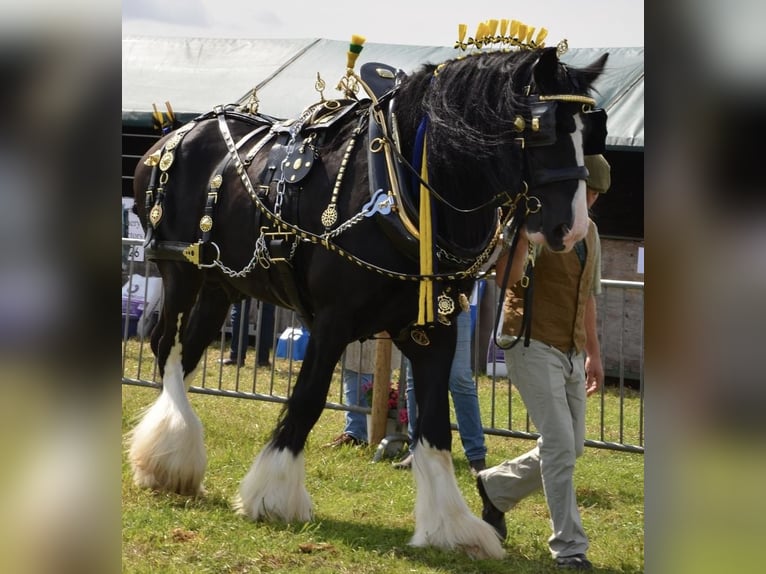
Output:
[531,47,560,86]
[580,53,609,85]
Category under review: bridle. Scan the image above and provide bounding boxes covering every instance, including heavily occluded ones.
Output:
[492,92,608,350]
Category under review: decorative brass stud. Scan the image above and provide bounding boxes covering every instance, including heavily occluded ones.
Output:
[320,205,338,228]
[159,151,174,171]
[437,293,456,315]
[199,215,213,233]
[164,133,181,151]
[531,117,540,132]
[513,116,526,131]
[149,205,163,227]
[411,329,430,346]
[375,67,395,79]
[210,174,223,189]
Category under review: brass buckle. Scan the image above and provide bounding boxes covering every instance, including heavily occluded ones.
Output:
[263,230,294,262]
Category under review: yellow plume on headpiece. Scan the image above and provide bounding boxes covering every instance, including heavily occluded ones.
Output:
[457,23,467,43]
[517,23,528,44]
[474,21,488,46]
[346,34,366,70]
[454,18,550,51]
[499,19,509,37]
[486,19,499,38]
[534,28,549,47]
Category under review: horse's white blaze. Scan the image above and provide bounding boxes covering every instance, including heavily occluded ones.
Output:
[235,442,313,523]
[563,115,589,250]
[128,321,206,495]
[409,441,505,560]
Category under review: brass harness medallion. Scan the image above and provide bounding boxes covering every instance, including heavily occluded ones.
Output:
[149,204,163,227]
[199,215,213,233]
[437,293,456,315]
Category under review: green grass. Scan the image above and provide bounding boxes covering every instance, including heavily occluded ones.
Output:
[122,357,644,573]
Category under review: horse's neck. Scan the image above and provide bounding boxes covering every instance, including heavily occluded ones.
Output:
[391,73,500,252]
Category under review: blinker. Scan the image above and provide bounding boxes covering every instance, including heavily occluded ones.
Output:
[582,107,607,155]
[519,99,557,147]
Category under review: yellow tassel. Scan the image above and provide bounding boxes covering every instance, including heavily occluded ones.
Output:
[525,26,536,44]
[151,103,164,127]
[487,19,499,38]
[164,101,175,124]
[499,19,509,37]
[474,22,487,46]
[535,27,549,46]
[346,34,366,70]
[458,23,467,43]
[509,19,520,39]
[417,136,434,325]
[518,24,528,44]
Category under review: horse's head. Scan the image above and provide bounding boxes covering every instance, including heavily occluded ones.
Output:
[517,47,609,252]
[395,46,608,257]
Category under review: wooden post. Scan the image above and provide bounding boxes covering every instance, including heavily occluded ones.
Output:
[369,334,392,445]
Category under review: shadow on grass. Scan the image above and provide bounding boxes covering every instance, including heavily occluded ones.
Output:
[126,485,640,573]
[232,515,637,574]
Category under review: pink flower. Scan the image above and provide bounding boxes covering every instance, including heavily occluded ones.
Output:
[362,382,405,422]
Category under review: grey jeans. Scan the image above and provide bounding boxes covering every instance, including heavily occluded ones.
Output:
[479,338,589,558]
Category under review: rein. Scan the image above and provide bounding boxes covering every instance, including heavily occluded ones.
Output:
[389,129,515,214]
[491,208,537,351]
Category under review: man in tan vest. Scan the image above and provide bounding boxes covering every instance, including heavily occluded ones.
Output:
[476,154,610,570]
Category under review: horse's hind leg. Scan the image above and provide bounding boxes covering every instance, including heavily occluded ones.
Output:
[128,269,229,496]
[235,316,346,523]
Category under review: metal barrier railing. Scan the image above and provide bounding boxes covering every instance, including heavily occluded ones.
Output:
[121,238,644,453]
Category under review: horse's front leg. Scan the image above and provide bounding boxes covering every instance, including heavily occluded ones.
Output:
[405,328,505,560]
[128,272,229,496]
[235,322,344,523]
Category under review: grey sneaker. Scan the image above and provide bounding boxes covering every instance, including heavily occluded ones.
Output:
[556,554,592,570]
[392,453,413,470]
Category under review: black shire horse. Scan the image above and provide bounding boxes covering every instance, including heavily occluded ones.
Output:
[128,46,607,559]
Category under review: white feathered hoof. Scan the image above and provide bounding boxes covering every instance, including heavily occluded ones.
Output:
[408,444,505,560]
[127,392,207,496]
[234,443,313,523]
[409,511,505,560]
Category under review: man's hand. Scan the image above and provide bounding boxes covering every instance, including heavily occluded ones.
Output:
[585,354,604,396]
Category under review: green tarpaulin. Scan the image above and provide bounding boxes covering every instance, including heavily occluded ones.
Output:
[123,35,643,150]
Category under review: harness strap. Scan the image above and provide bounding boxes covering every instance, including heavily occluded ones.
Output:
[145,240,218,266]
[213,105,316,325]
[530,165,589,187]
[266,234,314,326]
[493,214,534,350]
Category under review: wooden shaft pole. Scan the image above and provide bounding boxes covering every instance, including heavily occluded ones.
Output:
[370,334,392,445]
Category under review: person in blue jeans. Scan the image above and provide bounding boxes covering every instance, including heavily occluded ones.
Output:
[222,298,275,367]
[393,307,488,474]
[325,338,403,447]
[324,339,375,446]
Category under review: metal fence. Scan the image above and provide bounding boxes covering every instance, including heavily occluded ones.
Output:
[121,237,644,454]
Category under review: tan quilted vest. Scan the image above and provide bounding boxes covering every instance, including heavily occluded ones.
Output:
[501,220,597,354]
